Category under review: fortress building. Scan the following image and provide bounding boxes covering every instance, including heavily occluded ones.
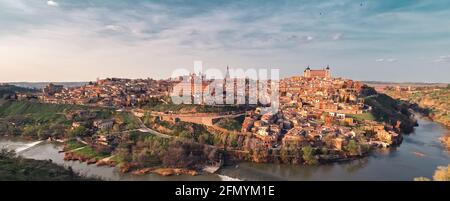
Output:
[304,65,331,78]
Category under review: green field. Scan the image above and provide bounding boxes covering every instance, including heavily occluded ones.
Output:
[73,146,110,160]
[214,115,245,131]
[0,101,87,139]
[349,113,376,122]
[0,100,83,122]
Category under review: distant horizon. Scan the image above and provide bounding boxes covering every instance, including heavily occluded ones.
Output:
[1,73,449,84]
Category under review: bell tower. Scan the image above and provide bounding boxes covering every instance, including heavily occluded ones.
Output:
[325,65,331,78]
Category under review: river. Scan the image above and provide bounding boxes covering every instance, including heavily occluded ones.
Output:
[1,116,449,181]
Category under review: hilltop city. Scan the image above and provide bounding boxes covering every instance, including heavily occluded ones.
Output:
[1,66,418,175]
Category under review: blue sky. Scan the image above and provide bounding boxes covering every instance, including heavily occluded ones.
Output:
[0,0,449,82]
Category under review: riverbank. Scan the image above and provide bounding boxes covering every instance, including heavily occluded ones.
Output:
[0,133,216,178]
[61,139,206,177]
[0,149,93,181]
[0,138,223,181]
[131,168,198,176]
[384,87,450,129]
[440,135,450,150]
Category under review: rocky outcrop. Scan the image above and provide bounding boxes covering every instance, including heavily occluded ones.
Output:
[131,168,198,176]
[95,157,116,167]
[440,135,450,150]
[363,93,417,134]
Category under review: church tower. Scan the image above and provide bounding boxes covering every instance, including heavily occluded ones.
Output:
[304,66,311,78]
[325,65,331,78]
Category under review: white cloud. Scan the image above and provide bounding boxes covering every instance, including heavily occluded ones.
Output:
[2,0,450,82]
[105,25,124,32]
[387,58,398,62]
[47,1,58,7]
[332,33,343,40]
[376,58,397,62]
[432,55,450,63]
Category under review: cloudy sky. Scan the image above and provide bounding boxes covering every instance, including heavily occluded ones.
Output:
[0,0,449,82]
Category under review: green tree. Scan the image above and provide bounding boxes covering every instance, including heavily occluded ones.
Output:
[345,140,361,156]
[37,127,51,140]
[22,125,38,138]
[302,145,317,165]
[280,141,302,164]
[414,164,450,181]
[116,144,133,164]
[68,126,88,138]
[132,148,162,167]
[433,165,450,181]
[228,134,239,148]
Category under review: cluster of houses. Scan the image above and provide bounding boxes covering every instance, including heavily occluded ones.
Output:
[37,67,402,154]
[40,78,173,107]
[242,67,402,153]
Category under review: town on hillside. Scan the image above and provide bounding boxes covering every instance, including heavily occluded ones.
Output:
[1,66,417,174]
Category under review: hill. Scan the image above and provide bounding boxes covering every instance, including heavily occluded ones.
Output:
[0,84,38,99]
[360,85,418,133]
[385,86,450,128]
[5,82,87,90]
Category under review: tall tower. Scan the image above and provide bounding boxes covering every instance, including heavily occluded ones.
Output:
[325,65,331,78]
[304,66,311,78]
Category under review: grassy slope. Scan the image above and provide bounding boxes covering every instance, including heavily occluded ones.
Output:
[391,88,450,127]
[0,101,82,119]
[214,115,245,131]
[349,113,376,122]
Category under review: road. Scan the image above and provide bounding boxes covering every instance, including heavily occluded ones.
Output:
[134,114,173,138]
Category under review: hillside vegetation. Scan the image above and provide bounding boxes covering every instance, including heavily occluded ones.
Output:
[0,100,83,121]
[0,101,86,139]
[385,86,450,128]
[0,149,92,181]
[0,84,37,98]
[360,86,417,133]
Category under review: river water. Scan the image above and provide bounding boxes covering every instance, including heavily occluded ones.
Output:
[1,117,449,181]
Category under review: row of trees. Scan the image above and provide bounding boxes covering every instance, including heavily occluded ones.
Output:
[115,133,220,169]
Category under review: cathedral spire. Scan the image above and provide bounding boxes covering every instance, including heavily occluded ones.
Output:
[225,65,231,79]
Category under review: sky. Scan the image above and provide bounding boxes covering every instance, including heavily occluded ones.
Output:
[0,0,449,83]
